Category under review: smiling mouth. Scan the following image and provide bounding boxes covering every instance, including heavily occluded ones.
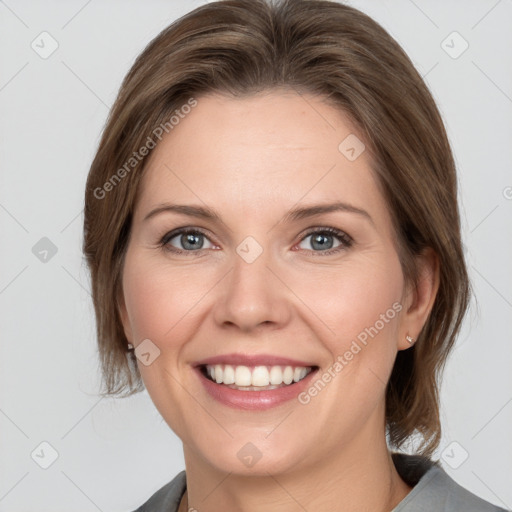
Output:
[199,364,318,391]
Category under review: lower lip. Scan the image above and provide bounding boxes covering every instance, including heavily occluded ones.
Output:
[195,367,318,410]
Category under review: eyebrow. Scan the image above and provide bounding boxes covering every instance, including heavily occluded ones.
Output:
[143,201,374,226]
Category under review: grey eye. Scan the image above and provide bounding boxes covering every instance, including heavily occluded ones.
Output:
[165,230,215,251]
[298,232,342,251]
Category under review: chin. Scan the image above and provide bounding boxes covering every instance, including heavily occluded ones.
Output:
[186,432,309,477]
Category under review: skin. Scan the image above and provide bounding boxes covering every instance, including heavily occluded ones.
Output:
[118,89,439,512]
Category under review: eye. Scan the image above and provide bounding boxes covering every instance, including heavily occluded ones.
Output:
[159,228,216,254]
[296,227,353,255]
[158,226,353,256]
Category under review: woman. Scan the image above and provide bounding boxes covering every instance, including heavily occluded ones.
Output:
[82,0,508,510]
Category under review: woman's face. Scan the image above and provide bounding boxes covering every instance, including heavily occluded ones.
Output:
[119,90,420,476]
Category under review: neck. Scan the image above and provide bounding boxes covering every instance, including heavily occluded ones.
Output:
[180,422,412,512]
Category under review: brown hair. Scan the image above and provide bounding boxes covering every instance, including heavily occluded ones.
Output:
[83,0,470,458]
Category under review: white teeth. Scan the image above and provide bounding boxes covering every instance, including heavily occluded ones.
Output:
[269,366,283,385]
[251,366,269,386]
[235,365,252,386]
[294,367,307,382]
[214,364,223,384]
[205,364,312,388]
[283,366,293,385]
[223,364,235,385]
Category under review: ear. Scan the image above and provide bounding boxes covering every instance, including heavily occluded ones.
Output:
[116,285,134,345]
[398,247,440,351]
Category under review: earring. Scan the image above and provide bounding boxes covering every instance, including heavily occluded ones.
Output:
[127,343,134,351]
[405,334,415,345]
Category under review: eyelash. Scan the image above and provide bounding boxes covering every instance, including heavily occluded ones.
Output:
[157,226,353,256]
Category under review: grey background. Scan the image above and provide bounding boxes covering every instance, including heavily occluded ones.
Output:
[0,0,511,510]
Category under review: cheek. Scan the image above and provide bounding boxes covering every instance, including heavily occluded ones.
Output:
[283,252,405,409]
[286,255,404,426]
[286,253,404,350]
[122,254,205,343]
[121,255,204,431]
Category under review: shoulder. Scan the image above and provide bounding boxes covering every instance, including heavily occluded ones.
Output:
[129,470,187,512]
[424,464,509,512]
[392,453,509,512]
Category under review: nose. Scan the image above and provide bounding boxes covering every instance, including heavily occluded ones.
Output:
[212,244,292,333]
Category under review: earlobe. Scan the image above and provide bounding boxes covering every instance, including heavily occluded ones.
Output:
[405,334,415,345]
[398,248,440,351]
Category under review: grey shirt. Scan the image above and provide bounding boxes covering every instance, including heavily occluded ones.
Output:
[132,453,509,511]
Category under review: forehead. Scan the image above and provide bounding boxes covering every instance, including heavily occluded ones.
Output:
[135,91,387,223]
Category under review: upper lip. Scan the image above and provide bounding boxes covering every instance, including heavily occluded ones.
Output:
[193,353,317,368]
